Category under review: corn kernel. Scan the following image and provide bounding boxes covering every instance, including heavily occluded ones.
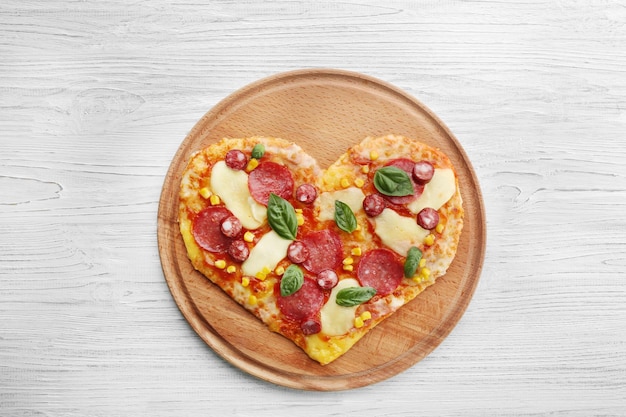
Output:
[423,233,435,246]
[369,151,379,161]
[351,247,362,256]
[215,260,226,269]
[295,208,303,214]
[340,178,350,188]
[436,223,445,234]
[243,231,255,243]
[248,295,257,305]
[209,194,221,206]
[226,265,236,274]
[342,257,354,265]
[255,266,271,281]
[246,158,259,172]
[296,213,305,226]
[360,311,372,321]
[241,277,250,287]
[199,187,211,199]
[361,165,370,174]
[419,258,427,268]
[354,178,365,188]
[354,316,364,328]
[343,264,354,272]
[420,267,431,279]
[275,266,285,276]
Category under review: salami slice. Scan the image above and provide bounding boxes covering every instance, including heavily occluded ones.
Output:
[301,229,343,275]
[412,160,434,184]
[382,158,424,205]
[248,161,294,205]
[224,149,248,170]
[363,193,386,217]
[417,207,440,230]
[287,240,309,264]
[276,277,324,322]
[191,206,233,253]
[357,248,404,296]
[295,183,317,204]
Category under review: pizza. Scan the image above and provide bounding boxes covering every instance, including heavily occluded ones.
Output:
[178,135,463,365]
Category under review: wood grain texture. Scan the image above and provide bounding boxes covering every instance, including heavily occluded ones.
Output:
[1,0,625,415]
[157,69,485,390]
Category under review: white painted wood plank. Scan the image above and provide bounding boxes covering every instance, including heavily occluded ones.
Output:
[1,0,625,415]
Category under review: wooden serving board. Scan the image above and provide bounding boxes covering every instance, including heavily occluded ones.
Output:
[157,68,486,391]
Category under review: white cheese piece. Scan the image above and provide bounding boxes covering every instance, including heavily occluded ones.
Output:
[317,187,365,221]
[320,278,361,336]
[374,208,429,256]
[408,168,456,214]
[210,161,267,229]
[241,230,292,277]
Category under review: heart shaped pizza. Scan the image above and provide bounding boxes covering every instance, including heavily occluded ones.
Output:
[178,135,463,365]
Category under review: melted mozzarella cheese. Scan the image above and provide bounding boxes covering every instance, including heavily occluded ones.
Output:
[320,278,361,336]
[374,208,429,256]
[241,230,292,277]
[210,161,267,229]
[408,168,456,214]
[317,187,365,221]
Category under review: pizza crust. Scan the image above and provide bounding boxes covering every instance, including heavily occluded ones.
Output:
[178,135,463,365]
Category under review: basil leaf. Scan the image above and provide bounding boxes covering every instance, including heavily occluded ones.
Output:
[404,246,423,278]
[280,265,304,297]
[336,286,376,307]
[251,143,265,159]
[373,166,414,197]
[334,200,357,233]
[267,193,298,240]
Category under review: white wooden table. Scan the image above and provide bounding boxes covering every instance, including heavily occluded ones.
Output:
[2,1,625,415]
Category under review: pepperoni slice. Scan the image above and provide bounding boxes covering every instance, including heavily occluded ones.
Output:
[382,159,424,205]
[191,206,233,253]
[276,277,324,322]
[228,239,249,262]
[413,160,434,184]
[300,317,322,335]
[357,248,404,296]
[363,193,386,217]
[248,161,294,205]
[220,215,242,238]
[316,269,339,290]
[287,240,309,264]
[417,207,440,230]
[301,229,343,275]
[295,183,317,204]
[225,149,248,170]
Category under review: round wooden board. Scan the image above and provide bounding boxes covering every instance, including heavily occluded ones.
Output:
[157,68,486,391]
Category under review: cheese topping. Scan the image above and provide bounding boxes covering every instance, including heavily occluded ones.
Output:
[241,230,292,277]
[374,208,429,256]
[210,161,267,229]
[408,168,456,214]
[320,278,361,336]
[317,187,365,221]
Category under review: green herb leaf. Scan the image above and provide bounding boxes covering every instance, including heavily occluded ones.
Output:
[267,193,298,240]
[336,286,376,307]
[334,200,358,233]
[373,166,414,197]
[251,143,265,159]
[280,265,304,297]
[404,246,423,278]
